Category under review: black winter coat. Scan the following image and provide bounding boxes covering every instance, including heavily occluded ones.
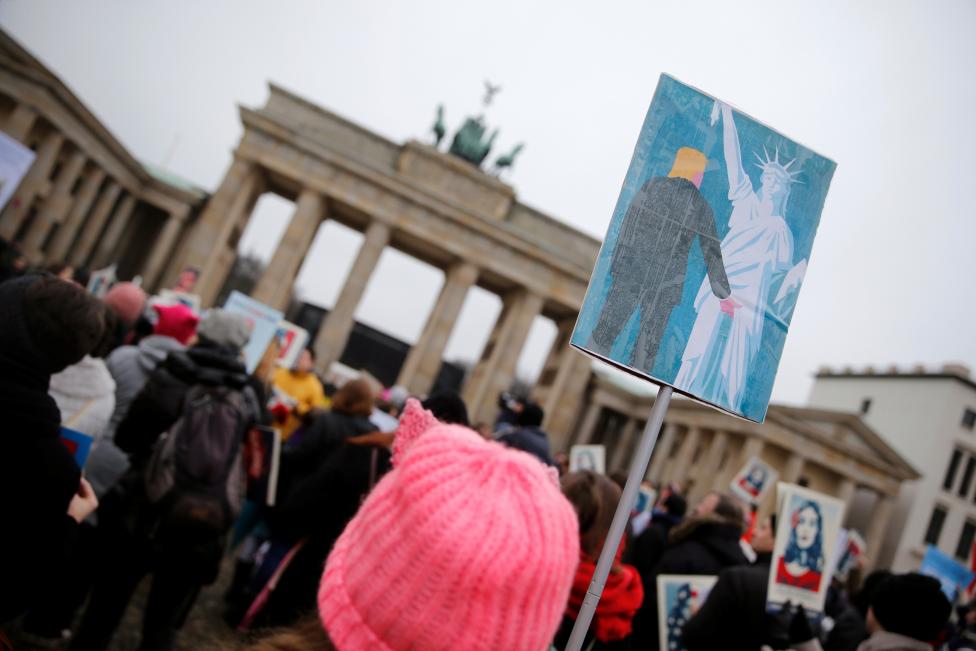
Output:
[682,553,772,651]
[497,426,555,466]
[115,343,256,463]
[631,514,682,594]
[632,516,749,651]
[0,277,82,622]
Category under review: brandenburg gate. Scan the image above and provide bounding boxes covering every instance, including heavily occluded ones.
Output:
[164,83,600,431]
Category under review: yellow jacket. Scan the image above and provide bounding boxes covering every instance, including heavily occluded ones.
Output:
[272,367,327,440]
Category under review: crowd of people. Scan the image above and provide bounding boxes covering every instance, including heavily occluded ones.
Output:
[0,244,969,651]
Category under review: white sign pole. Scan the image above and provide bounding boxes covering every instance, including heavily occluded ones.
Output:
[564,385,673,651]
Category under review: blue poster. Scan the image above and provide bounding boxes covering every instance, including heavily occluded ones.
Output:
[223,290,283,374]
[571,74,836,422]
[920,545,974,601]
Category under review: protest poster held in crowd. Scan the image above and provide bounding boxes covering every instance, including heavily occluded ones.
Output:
[275,321,310,369]
[0,130,36,211]
[920,544,976,602]
[563,73,836,650]
[832,529,866,581]
[730,455,779,505]
[223,290,284,374]
[657,574,718,651]
[569,444,606,474]
[766,483,845,614]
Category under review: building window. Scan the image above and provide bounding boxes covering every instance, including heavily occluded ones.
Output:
[957,521,976,561]
[964,409,976,431]
[945,449,964,491]
[960,457,976,499]
[925,506,947,545]
[860,398,872,415]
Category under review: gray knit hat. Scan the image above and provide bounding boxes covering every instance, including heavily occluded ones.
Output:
[197,308,250,351]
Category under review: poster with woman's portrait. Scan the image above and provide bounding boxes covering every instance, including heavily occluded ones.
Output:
[569,444,606,474]
[729,456,778,505]
[767,483,845,613]
[656,574,718,651]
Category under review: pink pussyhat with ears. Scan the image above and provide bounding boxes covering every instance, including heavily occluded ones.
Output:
[318,399,580,651]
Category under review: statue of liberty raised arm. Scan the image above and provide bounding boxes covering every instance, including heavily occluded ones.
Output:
[674,102,806,412]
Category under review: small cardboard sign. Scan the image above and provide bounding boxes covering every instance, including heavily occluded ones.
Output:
[59,427,94,468]
[729,456,779,505]
[766,483,846,613]
[657,574,718,651]
[569,444,606,474]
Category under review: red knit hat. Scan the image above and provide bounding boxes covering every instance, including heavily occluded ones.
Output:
[152,304,199,345]
[318,399,580,651]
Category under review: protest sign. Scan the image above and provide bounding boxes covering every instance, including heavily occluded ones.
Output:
[657,574,718,651]
[767,483,845,613]
[920,544,975,602]
[275,320,310,369]
[571,74,836,422]
[0,131,35,211]
[833,530,866,581]
[730,456,779,505]
[569,444,606,474]
[86,265,117,299]
[155,289,202,313]
[223,291,283,374]
[59,427,94,468]
[243,426,282,507]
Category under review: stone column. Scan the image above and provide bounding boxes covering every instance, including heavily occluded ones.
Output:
[535,318,593,449]
[170,158,261,305]
[251,189,325,310]
[689,430,730,505]
[4,104,38,142]
[647,422,679,482]
[666,426,702,487]
[781,454,806,484]
[574,401,602,447]
[142,209,188,290]
[0,131,64,240]
[397,261,478,395]
[836,478,857,526]
[91,194,137,268]
[609,418,638,473]
[46,167,105,262]
[70,181,121,267]
[313,221,391,373]
[865,493,894,566]
[22,149,86,260]
[461,288,544,426]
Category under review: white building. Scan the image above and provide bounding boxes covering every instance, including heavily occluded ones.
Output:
[808,364,976,572]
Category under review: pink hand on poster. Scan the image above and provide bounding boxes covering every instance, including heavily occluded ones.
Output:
[720,297,741,318]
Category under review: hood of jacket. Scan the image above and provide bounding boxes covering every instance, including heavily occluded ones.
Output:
[49,354,116,403]
[856,631,931,651]
[136,334,186,375]
[164,342,249,389]
[669,514,747,565]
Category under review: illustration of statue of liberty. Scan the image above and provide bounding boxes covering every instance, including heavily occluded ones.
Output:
[674,102,808,412]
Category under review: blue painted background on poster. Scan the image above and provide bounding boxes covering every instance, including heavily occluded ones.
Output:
[572,74,835,421]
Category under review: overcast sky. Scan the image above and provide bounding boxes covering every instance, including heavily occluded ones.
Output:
[3,0,974,406]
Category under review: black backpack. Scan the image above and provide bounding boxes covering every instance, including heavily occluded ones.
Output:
[144,384,251,538]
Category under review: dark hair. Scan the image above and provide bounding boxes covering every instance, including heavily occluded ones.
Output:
[331,378,375,417]
[421,392,469,426]
[231,617,335,650]
[72,266,91,288]
[23,276,105,372]
[663,492,687,518]
[45,262,70,276]
[90,304,120,358]
[871,573,951,642]
[517,402,544,428]
[303,346,315,360]
[852,569,893,617]
[712,492,745,524]
[561,470,621,558]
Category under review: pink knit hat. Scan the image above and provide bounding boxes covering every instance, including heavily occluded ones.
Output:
[102,282,147,324]
[152,304,199,345]
[318,399,580,651]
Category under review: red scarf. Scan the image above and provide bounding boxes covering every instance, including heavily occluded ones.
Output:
[566,549,644,642]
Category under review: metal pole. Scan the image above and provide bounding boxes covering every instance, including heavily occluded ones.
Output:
[563,385,673,651]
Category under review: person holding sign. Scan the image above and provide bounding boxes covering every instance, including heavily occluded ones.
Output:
[272,347,326,440]
[588,147,733,370]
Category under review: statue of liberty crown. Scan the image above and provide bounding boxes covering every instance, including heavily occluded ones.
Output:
[754,145,803,184]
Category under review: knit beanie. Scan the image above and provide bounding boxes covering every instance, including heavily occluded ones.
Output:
[102,282,147,324]
[152,304,199,345]
[318,399,580,651]
[197,308,250,351]
[871,573,951,642]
